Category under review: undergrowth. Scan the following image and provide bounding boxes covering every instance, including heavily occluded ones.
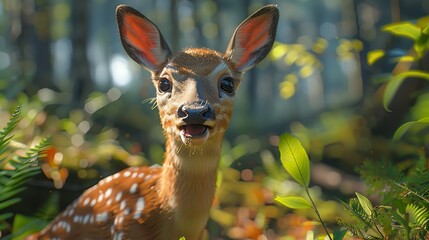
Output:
[0,105,50,237]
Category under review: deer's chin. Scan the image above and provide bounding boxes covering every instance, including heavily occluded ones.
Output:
[178,124,210,146]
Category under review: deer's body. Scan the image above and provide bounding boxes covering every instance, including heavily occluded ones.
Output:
[27,5,278,240]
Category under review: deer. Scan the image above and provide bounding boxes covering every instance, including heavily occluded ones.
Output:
[26,4,278,240]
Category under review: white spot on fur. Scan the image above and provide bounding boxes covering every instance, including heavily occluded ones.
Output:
[131,172,137,178]
[68,208,74,216]
[90,199,96,207]
[83,214,90,224]
[96,212,109,222]
[129,183,138,194]
[83,198,90,206]
[133,212,141,220]
[98,193,104,202]
[123,208,130,215]
[136,197,145,212]
[105,188,112,198]
[105,175,113,183]
[113,173,120,179]
[123,171,131,177]
[138,173,144,178]
[114,232,124,240]
[118,216,124,225]
[120,200,126,210]
[115,192,122,202]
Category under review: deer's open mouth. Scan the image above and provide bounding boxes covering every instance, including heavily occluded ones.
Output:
[179,124,208,138]
[178,124,211,145]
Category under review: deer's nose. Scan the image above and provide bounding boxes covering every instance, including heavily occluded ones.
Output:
[177,101,214,124]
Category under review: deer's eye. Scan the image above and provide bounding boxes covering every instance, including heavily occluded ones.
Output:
[158,78,172,93]
[220,77,234,95]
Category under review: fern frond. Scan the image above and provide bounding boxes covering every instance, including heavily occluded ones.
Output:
[0,106,50,232]
[342,198,373,229]
[0,105,22,163]
[357,160,403,199]
[404,169,429,204]
[0,105,21,141]
[407,204,429,229]
[0,137,50,206]
[338,218,366,238]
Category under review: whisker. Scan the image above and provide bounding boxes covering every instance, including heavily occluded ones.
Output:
[143,97,158,110]
[176,142,184,154]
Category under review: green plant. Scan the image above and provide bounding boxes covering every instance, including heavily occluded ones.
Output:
[340,187,429,239]
[274,133,338,240]
[369,17,429,137]
[0,105,50,235]
[340,158,429,239]
[339,17,429,240]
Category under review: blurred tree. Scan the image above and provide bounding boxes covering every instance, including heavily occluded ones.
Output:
[70,0,93,107]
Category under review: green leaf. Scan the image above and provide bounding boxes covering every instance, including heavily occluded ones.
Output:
[382,22,421,40]
[0,186,26,202]
[278,133,310,187]
[387,208,408,228]
[333,229,347,240]
[367,49,385,65]
[394,55,416,63]
[355,192,373,217]
[339,199,373,233]
[383,70,429,111]
[0,212,13,222]
[423,24,429,35]
[11,214,48,240]
[393,117,429,140]
[377,208,393,235]
[414,32,429,58]
[275,196,313,209]
[0,198,21,210]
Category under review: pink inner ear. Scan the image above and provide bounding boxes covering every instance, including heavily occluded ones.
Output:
[235,15,272,67]
[121,14,161,67]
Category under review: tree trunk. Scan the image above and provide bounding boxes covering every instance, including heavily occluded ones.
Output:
[70,0,92,106]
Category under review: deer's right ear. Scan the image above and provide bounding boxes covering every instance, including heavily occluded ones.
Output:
[224,5,279,72]
[116,5,172,72]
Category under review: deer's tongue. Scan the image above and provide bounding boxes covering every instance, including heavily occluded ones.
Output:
[181,124,207,137]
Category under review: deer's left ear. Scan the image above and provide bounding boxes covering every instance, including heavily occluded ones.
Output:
[224,5,279,72]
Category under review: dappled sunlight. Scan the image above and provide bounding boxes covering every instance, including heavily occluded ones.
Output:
[109,54,132,87]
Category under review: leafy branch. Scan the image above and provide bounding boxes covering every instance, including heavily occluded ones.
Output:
[274,133,333,240]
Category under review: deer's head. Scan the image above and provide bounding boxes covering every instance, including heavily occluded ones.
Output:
[116,5,279,148]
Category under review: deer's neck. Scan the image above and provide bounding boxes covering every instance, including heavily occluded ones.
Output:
[158,137,222,237]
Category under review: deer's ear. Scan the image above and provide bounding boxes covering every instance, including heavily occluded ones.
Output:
[116,5,172,72]
[225,5,279,72]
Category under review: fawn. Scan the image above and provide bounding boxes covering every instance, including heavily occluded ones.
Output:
[27,4,278,240]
